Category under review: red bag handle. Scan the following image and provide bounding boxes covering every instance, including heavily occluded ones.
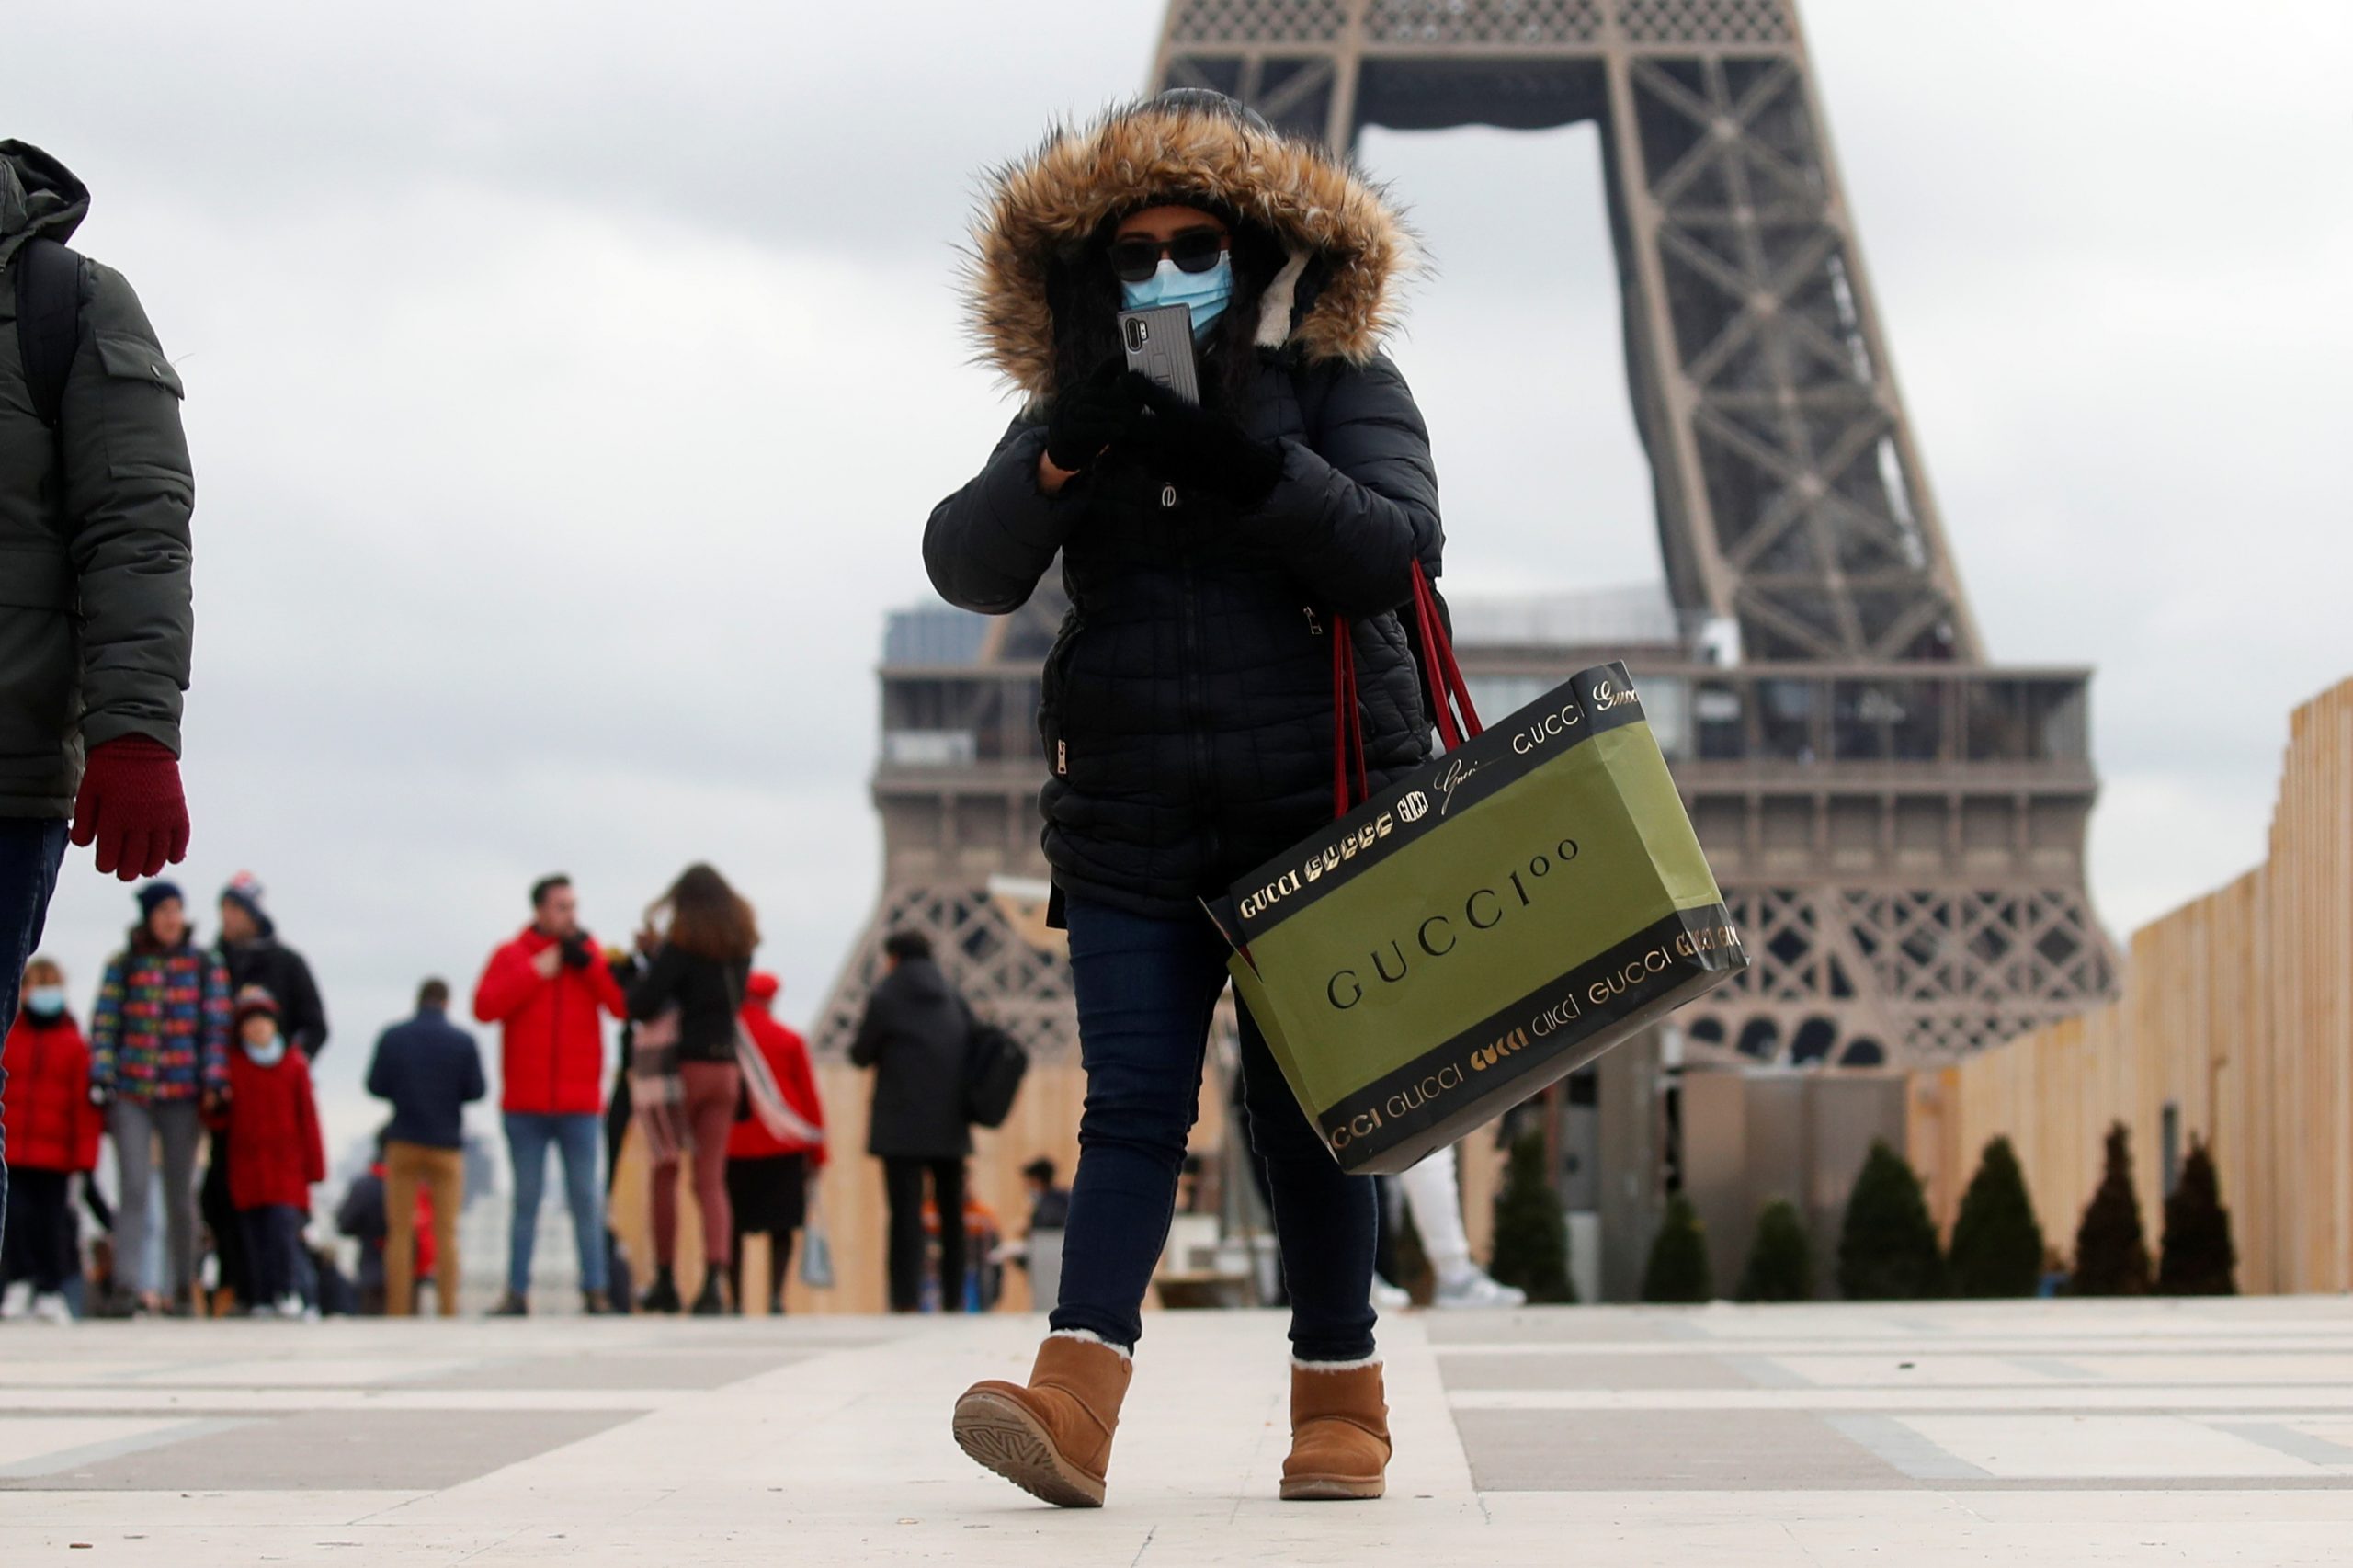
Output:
[1330,562,1483,818]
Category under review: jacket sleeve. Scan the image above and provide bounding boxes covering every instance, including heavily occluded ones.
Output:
[199,960,232,1093]
[284,950,330,1059]
[847,990,889,1069]
[585,937,631,1019]
[922,415,1083,615]
[70,1028,101,1172]
[57,262,196,756]
[298,1061,327,1186]
[472,943,538,1024]
[782,1029,827,1166]
[1249,354,1443,618]
[461,1034,487,1104]
[626,945,686,1021]
[88,957,126,1090]
[362,1026,390,1096]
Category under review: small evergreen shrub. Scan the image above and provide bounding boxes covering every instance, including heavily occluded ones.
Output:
[1947,1137,2045,1298]
[2157,1137,2237,1296]
[1836,1141,1945,1300]
[1488,1130,1574,1303]
[1642,1193,1712,1303]
[2072,1122,2153,1296]
[1735,1199,1813,1302]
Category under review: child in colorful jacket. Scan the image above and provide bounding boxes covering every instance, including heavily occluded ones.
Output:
[87,881,232,1312]
[210,985,326,1317]
[1,957,102,1320]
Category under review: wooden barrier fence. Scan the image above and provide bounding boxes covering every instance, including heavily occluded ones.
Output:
[1910,677,2353,1292]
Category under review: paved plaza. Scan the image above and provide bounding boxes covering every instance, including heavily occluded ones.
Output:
[2,1297,2351,1563]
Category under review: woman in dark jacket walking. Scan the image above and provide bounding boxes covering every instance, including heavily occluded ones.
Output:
[626,863,756,1315]
[928,91,1438,1508]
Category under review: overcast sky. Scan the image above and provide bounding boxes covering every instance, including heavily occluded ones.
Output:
[12,0,2348,1154]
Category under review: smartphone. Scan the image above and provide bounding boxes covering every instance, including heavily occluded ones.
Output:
[1118,304,1202,406]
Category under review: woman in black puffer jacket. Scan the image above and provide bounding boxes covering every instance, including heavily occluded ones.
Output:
[927,90,1439,1509]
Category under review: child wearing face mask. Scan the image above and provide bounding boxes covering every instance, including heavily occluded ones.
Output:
[210,985,325,1317]
[0,958,101,1323]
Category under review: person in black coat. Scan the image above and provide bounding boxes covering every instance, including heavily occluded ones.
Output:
[927,90,1434,1506]
[847,930,972,1314]
[625,863,758,1316]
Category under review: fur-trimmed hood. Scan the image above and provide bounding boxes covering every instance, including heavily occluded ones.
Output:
[964,96,1415,401]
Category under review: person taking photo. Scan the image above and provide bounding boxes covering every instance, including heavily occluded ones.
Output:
[926,90,1440,1507]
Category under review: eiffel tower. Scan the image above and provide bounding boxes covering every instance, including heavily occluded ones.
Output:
[813,0,2117,1078]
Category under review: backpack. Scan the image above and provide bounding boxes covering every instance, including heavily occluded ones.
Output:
[9,235,85,429]
[962,1011,1030,1131]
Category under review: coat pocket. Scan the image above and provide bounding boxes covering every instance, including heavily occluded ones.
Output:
[1038,613,1083,777]
[92,332,194,489]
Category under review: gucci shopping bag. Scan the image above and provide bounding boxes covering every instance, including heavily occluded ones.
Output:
[1203,568,1746,1176]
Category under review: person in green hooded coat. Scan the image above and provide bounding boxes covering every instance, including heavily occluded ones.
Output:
[1,139,198,1248]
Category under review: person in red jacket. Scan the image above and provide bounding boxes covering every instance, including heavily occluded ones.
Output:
[211,985,325,1318]
[472,874,626,1316]
[726,971,825,1316]
[1,957,101,1321]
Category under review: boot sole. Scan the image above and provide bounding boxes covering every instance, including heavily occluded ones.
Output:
[952,1390,1106,1509]
[1280,1474,1388,1501]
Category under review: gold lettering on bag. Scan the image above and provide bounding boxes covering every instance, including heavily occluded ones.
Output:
[1588,677,1640,712]
[1321,917,1738,1159]
[1510,700,1585,757]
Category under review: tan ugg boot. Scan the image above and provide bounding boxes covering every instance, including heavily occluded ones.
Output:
[953,1331,1134,1508]
[1281,1358,1392,1501]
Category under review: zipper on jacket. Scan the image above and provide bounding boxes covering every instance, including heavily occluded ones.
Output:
[548,949,563,1112]
[1176,541,1220,867]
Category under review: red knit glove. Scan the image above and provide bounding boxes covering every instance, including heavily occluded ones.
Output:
[70,735,191,881]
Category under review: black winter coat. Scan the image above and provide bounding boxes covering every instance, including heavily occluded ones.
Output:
[926,354,1438,919]
[847,958,972,1161]
[627,945,752,1065]
[932,94,1442,920]
[219,937,330,1060]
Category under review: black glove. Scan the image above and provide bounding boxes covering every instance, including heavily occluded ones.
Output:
[1043,358,1151,473]
[561,935,594,971]
[1128,377,1287,506]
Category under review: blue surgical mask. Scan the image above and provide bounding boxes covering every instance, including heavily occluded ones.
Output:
[244,1033,287,1068]
[1120,253,1233,339]
[25,986,66,1019]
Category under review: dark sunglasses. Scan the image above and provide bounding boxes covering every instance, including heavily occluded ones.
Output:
[1108,227,1231,284]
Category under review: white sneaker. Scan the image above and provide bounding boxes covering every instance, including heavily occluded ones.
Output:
[278,1294,310,1322]
[1370,1277,1411,1310]
[247,1301,279,1319]
[1432,1268,1528,1310]
[0,1280,31,1320]
[29,1293,74,1325]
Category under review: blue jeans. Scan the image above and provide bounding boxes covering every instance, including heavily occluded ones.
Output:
[0,819,70,1240]
[504,1111,607,1296]
[1053,898,1379,1362]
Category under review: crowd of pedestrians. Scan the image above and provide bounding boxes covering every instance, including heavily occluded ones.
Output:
[0,864,841,1322]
